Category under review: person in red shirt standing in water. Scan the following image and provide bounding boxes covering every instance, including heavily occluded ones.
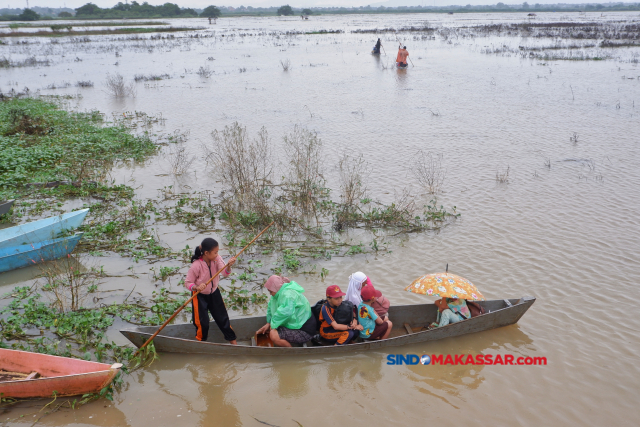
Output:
[396,44,409,68]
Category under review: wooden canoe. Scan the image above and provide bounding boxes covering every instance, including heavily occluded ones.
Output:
[0,208,88,251]
[0,200,14,217]
[120,297,535,356]
[0,233,83,273]
[0,349,122,399]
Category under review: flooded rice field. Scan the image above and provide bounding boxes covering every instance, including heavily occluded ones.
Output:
[1,11,639,426]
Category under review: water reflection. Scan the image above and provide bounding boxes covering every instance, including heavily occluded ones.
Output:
[372,52,381,66]
[352,352,384,386]
[190,362,241,427]
[138,356,242,426]
[400,324,534,408]
[0,256,88,290]
[269,362,311,398]
[395,67,408,86]
[0,398,130,426]
[0,264,40,289]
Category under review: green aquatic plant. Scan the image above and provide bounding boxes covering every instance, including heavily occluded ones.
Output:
[346,244,365,255]
[0,283,191,364]
[0,98,157,196]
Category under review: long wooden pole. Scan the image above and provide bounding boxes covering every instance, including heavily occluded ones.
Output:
[133,221,275,356]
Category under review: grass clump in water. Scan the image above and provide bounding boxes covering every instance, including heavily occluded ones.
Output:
[0,98,158,197]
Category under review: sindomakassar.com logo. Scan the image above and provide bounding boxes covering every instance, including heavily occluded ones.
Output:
[387,354,547,365]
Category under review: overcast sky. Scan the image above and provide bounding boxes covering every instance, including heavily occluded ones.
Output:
[24,0,616,9]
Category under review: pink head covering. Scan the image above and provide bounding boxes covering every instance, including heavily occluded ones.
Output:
[265,275,290,293]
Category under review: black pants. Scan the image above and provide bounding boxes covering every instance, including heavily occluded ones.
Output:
[192,289,236,342]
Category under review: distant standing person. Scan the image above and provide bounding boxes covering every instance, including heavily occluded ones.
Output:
[373,38,382,54]
[208,17,212,24]
[396,44,409,68]
[185,238,237,344]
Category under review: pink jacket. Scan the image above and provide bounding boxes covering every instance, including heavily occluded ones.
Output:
[371,295,390,317]
[185,256,230,294]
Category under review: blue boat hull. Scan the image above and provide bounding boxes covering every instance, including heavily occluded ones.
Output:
[0,209,88,251]
[0,234,83,273]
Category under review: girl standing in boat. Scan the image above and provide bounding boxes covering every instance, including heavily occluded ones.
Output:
[185,238,237,344]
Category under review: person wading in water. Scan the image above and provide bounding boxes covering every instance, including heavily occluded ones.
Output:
[373,38,382,54]
[185,238,237,344]
[396,44,409,67]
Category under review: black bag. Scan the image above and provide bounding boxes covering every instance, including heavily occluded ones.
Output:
[311,299,354,329]
[311,299,327,330]
[333,301,354,325]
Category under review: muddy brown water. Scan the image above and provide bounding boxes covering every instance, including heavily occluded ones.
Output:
[1,12,639,426]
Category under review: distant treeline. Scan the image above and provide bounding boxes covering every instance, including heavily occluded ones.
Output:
[2,2,640,21]
[0,3,209,20]
[73,2,202,19]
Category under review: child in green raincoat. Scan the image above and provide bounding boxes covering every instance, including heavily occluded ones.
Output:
[256,275,316,347]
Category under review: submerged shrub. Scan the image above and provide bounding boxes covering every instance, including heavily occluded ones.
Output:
[76,80,94,87]
[104,73,135,97]
[3,107,51,136]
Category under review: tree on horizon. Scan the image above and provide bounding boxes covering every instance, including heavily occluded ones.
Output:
[277,5,294,16]
[75,3,101,16]
[18,8,40,21]
[201,5,221,18]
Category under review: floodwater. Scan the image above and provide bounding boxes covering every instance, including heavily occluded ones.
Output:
[1,11,640,426]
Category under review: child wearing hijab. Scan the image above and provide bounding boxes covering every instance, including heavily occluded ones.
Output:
[345,271,368,306]
[185,237,237,344]
[256,275,316,347]
[346,272,391,320]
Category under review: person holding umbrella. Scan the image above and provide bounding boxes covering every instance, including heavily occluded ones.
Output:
[431,297,471,328]
[404,270,486,328]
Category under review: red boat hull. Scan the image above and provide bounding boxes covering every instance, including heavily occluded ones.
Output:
[0,349,122,398]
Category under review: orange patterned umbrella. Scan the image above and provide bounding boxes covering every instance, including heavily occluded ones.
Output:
[405,272,485,301]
